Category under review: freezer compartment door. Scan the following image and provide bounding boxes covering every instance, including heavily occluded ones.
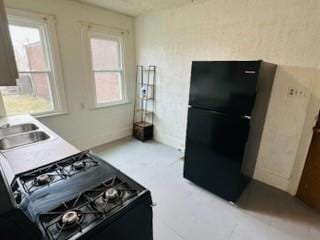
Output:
[184,107,250,202]
[189,61,260,115]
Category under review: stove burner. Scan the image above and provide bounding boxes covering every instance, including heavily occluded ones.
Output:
[62,211,79,224]
[13,190,22,204]
[35,174,54,186]
[58,211,84,230]
[104,188,122,202]
[73,161,86,170]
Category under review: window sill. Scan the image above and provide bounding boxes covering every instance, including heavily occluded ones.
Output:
[89,100,131,111]
[34,110,68,119]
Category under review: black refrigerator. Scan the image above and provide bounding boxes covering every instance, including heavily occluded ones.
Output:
[183,60,277,202]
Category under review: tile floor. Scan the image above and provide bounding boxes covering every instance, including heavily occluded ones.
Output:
[93,138,320,240]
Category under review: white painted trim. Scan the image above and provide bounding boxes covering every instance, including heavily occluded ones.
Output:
[41,11,68,115]
[7,8,55,23]
[79,21,129,36]
[0,96,7,117]
[94,99,130,109]
[80,21,129,110]
[1,8,68,117]
[35,110,68,119]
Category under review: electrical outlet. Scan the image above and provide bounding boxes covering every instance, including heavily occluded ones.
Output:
[287,87,298,97]
[287,87,305,98]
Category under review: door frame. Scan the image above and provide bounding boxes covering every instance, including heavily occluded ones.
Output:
[288,110,320,195]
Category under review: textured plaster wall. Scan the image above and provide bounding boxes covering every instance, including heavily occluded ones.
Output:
[135,0,320,193]
[5,0,136,150]
[254,66,320,193]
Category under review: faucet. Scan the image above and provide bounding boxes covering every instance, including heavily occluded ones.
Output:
[0,123,10,129]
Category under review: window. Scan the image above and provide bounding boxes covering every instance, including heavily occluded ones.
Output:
[0,10,66,117]
[83,26,127,108]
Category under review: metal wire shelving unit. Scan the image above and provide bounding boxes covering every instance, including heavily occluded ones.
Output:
[133,65,156,141]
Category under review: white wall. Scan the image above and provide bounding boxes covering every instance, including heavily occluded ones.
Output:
[254,66,320,193]
[5,0,136,150]
[135,0,320,193]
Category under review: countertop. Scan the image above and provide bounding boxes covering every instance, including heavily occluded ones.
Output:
[0,115,80,183]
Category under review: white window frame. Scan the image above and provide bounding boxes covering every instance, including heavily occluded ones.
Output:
[0,8,67,118]
[81,23,128,109]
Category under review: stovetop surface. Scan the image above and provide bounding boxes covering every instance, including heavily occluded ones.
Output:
[15,152,100,196]
[38,176,142,240]
[12,152,147,222]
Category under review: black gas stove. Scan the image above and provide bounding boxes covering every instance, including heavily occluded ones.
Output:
[5,151,153,240]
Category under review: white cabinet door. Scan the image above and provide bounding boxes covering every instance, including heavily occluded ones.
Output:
[0,0,18,86]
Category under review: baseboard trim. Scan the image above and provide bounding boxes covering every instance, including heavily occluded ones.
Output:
[253,166,290,192]
[72,127,132,150]
[154,131,184,150]
[74,127,292,195]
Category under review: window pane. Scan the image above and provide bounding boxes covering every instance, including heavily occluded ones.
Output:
[9,25,48,71]
[0,73,53,115]
[90,38,121,70]
[94,72,121,103]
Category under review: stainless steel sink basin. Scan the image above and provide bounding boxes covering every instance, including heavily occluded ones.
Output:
[0,131,50,150]
[0,123,38,138]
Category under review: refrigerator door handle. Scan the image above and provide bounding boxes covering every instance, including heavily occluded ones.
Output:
[241,115,251,119]
[244,70,257,74]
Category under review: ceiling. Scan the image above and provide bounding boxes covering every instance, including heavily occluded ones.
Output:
[76,0,192,16]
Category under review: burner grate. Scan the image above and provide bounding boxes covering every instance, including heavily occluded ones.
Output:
[16,152,99,195]
[38,176,140,240]
[19,163,67,194]
[61,158,99,177]
[40,202,99,240]
[88,177,139,213]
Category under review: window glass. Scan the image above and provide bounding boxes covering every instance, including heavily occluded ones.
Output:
[89,36,124,105]
[94,72,121,103]
[1,73,53,115]
[9,25,48,71]
[0,24,54,115]
[90,38,120,70]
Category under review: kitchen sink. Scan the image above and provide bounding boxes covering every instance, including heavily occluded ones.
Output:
[0,131,50,150]
[0,123,38,138]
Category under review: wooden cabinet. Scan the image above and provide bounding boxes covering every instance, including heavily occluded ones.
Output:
[133,122,153,142]
[0,0,18,86]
